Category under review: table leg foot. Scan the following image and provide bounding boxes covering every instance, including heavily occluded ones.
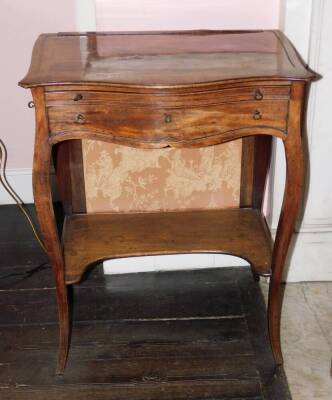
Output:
[268,278,284,365]
[55,284,70,375]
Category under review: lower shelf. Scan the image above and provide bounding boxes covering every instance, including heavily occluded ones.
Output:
[63,208,273,284]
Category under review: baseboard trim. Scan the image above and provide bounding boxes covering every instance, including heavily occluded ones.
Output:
[297,222,332,233]
[0,168,56,205]
[282,230,332,282]
[0,168,34,204]
[103,254,249,276]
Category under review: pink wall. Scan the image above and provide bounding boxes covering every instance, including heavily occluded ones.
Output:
[0,1,76,168]
[96,0,280,30]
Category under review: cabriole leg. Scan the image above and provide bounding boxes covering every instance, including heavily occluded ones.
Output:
[31,87,70,375]
[268,82,305,365]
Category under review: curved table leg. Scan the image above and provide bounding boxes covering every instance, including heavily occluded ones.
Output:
[268,82,305,365]
[32,87,70,375]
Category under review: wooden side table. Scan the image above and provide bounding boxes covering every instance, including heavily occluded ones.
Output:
[19,30,317,374]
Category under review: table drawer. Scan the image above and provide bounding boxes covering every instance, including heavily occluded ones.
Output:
[48,100,289,143]
[45,86,290,107]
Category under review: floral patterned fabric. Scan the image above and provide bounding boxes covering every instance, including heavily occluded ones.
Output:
[82,140,242,213]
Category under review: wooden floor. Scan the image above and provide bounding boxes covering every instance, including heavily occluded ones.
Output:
[0,205,291,399]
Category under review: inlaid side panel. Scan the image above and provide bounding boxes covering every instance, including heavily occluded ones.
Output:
[82,140,242,213]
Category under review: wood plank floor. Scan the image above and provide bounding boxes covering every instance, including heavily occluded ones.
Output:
[0,205,292,399]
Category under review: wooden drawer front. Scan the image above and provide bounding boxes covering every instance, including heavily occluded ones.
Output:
[45,86,290,107]
[48,101,288,143]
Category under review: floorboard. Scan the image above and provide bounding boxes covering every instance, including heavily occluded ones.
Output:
[0,204,291,399]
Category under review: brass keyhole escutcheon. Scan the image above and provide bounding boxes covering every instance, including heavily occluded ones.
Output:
[254,89,264,100]
[164,114,172,123]
[74,93,83,101]
[253,110,262,120]
[75,113,86,124]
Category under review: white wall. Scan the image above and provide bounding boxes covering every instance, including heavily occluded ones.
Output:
[75,0,96,31]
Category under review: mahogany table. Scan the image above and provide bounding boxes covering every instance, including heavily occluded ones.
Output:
[19,30,317,374]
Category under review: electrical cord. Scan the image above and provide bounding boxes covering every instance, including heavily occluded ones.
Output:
[0,138,47,253]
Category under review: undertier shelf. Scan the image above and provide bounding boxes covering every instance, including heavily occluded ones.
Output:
[63,208,273,284]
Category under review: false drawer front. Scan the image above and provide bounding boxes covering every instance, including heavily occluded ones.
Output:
[48,100,289,143]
